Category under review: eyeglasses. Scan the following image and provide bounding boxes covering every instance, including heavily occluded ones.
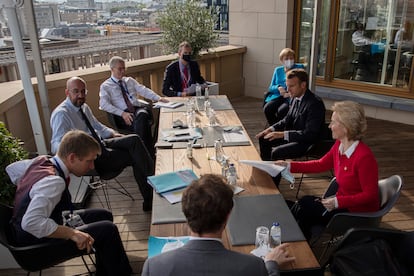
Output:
[69,89,88,95]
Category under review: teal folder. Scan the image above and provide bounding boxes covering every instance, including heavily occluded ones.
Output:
[147,169,198,194]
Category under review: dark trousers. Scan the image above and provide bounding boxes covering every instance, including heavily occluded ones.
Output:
[113,108,155,159]
[288,196,348,240]
[95,134,154,203]
[259,137,310,187]
[263,97,289,125]
[15,209,132,276]
[259,137,310,161]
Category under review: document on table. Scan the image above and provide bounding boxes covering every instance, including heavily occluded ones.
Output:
[147,169,198,194]
[221,127,249,143]
[153,101,184,109]
[161,127,203,142]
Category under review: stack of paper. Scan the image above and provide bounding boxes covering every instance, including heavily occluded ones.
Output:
[153,101,184,109]
[161,128,203,142]
[147,169,198,203]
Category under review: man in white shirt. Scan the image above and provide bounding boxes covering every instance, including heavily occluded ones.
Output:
[99,56,168,159]
[51,76,154,212]
[7,130,132,275]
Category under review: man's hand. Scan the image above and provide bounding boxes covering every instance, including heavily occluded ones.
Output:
[121,111,134,126]
[158,97,169,103]
[70,229,95,253]
[264,131,284,141]
[255,127,272,139]
[265,243,296,266]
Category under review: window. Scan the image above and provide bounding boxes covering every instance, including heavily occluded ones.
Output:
[296,0,414,96]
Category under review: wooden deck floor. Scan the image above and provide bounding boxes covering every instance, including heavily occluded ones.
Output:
[1,96,413,275]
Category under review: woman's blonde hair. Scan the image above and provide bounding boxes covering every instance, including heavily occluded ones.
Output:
[332,101,367,140]
[279,48,296,61]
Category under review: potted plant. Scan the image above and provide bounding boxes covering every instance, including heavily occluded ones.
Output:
[156,0,220,57]
[0,121,28,206]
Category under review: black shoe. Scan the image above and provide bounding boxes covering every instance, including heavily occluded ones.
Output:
[143,201,152,212]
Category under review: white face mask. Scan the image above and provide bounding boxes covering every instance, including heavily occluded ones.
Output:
[284,59,295,69]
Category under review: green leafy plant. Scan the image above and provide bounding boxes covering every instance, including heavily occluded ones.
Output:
[0,121,28,205]
[156,0,220,57]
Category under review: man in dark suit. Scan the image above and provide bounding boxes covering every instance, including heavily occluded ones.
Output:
[256,69,325,169]
[142,174,295,276]
[162,41,206,97]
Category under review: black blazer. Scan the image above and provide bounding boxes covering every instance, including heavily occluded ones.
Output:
[272,89,326,144]
[162,60,205,97]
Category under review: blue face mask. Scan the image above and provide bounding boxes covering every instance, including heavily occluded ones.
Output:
[182,54,192,62]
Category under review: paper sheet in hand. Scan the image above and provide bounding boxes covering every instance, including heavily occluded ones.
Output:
[147,169,198,194]
[238,160,285,177]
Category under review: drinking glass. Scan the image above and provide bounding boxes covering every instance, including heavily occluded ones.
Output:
[255,226,270,250]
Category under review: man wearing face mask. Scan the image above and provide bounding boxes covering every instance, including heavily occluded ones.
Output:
[263,48,305,125]
[162,41,206,97]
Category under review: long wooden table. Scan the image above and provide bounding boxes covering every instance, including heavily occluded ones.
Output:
[151,95,320,273]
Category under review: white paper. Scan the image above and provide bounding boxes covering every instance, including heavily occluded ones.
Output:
[161,188,186,204]
[153,101,184,109]
[238,160,285,177]
[222,130,249,143]
[161,128,202,142]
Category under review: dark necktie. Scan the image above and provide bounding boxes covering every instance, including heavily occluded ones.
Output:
[79,106,106,149]
[182,66,189,91]
[292,99,301,118]
[118,80,135,113]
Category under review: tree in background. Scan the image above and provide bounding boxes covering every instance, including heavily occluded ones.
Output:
[157,0,219,57]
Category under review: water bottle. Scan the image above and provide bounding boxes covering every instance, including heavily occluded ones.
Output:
[270,222,281,248]
[204,86,209,100]
[214,139,224,163]
[195,83,202,98]
[221,158,229,177]
[227,163,237,185]
[186,142,193,159]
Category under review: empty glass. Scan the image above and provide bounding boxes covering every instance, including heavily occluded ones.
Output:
[186,110,195,128]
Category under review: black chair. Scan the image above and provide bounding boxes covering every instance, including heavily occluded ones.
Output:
[81,169,134,210]
[329,227,414,275]
[295,122,335,198]
[312,175,403,266]
[0,203,95,275]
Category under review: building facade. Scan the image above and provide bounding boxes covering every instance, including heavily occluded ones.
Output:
[229,0,414,108]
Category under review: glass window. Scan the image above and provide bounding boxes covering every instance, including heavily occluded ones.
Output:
[334,0,414,87]
[297,0,414,90]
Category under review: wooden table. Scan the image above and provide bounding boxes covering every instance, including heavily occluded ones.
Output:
[151,95,320,272]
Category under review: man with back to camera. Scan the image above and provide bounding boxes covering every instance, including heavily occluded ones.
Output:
[7,130,132,275]
[256,69,326,187]
[162,41,207,97]
[99,56,168,159]
[50,76,154,212]
[142,174,295,276]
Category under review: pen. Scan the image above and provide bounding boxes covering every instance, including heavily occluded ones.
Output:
[322,209,328,216]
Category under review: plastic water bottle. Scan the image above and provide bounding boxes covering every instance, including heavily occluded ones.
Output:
[214,139,224,163]
[227,163,237,185]
[270,222,281,248]
[195,83,202,98]
[186,142,193,159]
[204,86,209,100]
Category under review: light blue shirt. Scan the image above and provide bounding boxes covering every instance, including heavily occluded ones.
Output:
[50,97,115,153]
